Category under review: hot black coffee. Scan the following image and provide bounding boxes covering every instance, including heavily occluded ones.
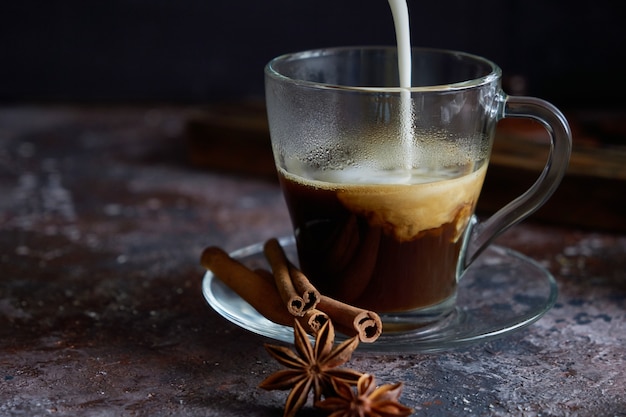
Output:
[278,164,486,313]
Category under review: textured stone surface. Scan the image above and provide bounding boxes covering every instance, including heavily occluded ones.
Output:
[1,106,625,416]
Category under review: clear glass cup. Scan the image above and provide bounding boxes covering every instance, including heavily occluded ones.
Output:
[265,46,571,330]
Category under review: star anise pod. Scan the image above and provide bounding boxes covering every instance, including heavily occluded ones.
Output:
[315,373,414,417]
[259,320,362,417]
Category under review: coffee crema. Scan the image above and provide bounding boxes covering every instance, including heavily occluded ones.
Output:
[278,163,487,314]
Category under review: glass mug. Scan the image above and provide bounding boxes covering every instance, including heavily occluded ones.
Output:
[264,47,571,330]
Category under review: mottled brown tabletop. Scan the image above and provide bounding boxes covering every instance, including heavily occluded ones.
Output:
[1,106,625,416]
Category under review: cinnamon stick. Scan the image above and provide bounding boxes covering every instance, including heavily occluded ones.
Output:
[262,239,383,343]
[255,268,329,333]
[263,238,320,316]
[201,246,326,334]
[202,242,382,343]
[299,308,329,334]
[317,295,383,343]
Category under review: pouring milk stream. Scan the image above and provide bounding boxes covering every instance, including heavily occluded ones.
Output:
[387,0,415,173]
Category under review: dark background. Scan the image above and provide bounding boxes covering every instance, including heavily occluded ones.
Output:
[1,0,624,110]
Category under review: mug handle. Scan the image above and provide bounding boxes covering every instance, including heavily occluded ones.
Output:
[462,94,573,268]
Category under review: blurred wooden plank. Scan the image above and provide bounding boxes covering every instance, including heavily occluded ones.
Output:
[185,100,275,179]
[482,118,626,232]
[491,118,626,180]
[185,102,626,231]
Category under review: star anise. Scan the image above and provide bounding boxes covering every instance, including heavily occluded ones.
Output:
[315,373,414,417]
[259,319,362,417]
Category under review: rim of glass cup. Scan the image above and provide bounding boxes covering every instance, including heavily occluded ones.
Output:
[265,46,502,93]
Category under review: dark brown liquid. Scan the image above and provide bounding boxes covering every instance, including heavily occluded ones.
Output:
[279,171,469,313]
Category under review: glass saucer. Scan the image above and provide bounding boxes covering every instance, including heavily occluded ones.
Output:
[202,236,557,353]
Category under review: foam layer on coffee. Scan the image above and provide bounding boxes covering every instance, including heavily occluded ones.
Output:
[280,162,487,242]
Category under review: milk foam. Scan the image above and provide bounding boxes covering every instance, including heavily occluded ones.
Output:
[280,162,487,242]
